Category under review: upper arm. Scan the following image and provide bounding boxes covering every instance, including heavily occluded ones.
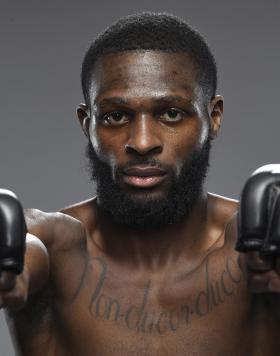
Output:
[24,209,88,301]
[24,208,57,248]
[21,209,56,296]
[24,232,50,296]
[224,212,238,249]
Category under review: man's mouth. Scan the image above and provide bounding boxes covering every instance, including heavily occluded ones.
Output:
[122,166,167,188]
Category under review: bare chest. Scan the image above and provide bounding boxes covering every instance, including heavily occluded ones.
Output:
[51,251,256,355]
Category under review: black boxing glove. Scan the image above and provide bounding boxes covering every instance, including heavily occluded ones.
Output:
[0,189,26,274]
[236,164,280,255]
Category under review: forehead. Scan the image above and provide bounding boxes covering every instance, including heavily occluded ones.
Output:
[89,51,201,102]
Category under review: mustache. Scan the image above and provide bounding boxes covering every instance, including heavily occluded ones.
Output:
[86,141,174,176]
[116,157,173,174]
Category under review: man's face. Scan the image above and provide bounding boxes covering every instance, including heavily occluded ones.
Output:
[79,51,221,230]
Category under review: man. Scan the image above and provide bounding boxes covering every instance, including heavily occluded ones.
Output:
[0,12,279,355]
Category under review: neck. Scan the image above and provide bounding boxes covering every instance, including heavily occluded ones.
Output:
[93,191,211,271]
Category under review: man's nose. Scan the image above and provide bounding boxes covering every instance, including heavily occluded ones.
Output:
[125,114,163,156]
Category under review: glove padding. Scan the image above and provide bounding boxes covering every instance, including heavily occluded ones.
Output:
[0,189,26,274]
[236,164,280,255]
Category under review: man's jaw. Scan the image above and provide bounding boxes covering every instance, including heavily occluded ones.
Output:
[86,137,211,231]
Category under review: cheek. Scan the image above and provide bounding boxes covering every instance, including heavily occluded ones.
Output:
[89,124,126,164]
[196,119,210,147]
[166,119,209,159]
[88,120,99,152]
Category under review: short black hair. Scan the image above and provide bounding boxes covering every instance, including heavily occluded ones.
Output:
[81,12,217,107]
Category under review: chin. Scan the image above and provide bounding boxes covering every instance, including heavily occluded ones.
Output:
[122,185,169,202]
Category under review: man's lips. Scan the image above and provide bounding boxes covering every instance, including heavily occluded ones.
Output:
[123,166,166,176]
[122,166,167,188]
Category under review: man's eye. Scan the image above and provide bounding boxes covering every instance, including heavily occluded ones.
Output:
[160,109,184,122]
[103,111,129,125]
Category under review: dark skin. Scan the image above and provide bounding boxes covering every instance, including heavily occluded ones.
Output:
[1,51,280,355]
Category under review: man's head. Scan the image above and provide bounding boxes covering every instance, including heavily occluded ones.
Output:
[77,12,223,230]
[81,12,217,107]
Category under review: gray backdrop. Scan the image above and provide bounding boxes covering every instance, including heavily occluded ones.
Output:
[1,0,279,354]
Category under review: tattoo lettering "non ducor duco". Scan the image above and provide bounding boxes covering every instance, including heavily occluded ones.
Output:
[71,255,245,335]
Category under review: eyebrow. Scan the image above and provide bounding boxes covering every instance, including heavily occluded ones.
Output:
[95,95,191,107]
[97,97,128,106]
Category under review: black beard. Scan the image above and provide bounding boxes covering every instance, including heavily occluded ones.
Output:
[86,139,211,231]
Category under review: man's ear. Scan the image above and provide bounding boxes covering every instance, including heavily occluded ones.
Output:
[77,103,90,137]
[208,95,224,139]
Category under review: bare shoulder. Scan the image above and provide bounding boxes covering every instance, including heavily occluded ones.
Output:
[24,208,86,250]
[208,193,239,249]
[24,208,57,245]
[208,192,238,221]
[207,193,238,249]
[60,196,98,233]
